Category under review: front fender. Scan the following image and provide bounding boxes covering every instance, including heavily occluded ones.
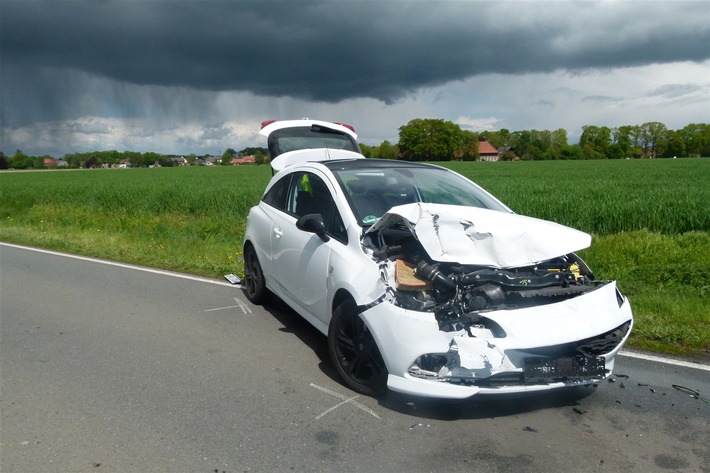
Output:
[327,246,385,310]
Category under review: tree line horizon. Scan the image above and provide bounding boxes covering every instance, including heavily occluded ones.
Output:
[2,119,708,170]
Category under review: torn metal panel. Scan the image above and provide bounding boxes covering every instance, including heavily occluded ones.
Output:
[482,281,629,347]
[360,287,633,398]
[367,203,591,268]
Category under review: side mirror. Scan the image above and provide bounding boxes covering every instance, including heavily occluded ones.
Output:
[296,214,330,242]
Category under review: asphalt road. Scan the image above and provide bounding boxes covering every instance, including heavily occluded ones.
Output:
[1,243,708,473]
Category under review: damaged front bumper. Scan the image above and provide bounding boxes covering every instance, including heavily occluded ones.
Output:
[360,281,633,399]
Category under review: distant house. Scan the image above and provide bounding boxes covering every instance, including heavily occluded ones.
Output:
[231,155,256,165]
[43,158,68,168]
[194,156,219,166]
[498,146,520,161]
[478,140,499,162]
[170,157,189,166]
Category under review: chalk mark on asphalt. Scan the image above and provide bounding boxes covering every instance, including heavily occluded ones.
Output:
[205,297,253,315]
[310,383,381,420]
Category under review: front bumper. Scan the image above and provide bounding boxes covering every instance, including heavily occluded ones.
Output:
[360,282,633,399]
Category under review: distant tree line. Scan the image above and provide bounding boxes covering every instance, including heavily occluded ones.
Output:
[362,120,710,162]
[0,147,268,170]
[1,121,708,170]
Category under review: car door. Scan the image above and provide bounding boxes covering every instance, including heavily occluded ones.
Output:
[269,170,346,328]
[253,172,292,286]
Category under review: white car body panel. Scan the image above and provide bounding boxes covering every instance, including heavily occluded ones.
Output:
[361,282,633,398]
[368,203,592,268]
[266,205,333,324]
[270,148,365,172]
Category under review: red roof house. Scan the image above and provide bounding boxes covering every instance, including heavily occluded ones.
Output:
[478,140,499,162]
[231,155,256,165]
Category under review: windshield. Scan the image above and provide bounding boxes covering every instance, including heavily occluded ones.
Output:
[267,125,360,159]
[332,164,510,225]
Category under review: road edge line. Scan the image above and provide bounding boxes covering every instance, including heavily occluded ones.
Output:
[1,242,236,287]
[619,350,710,372]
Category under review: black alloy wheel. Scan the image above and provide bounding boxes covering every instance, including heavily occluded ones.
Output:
[243,243,268,304]
[328,299,388,396]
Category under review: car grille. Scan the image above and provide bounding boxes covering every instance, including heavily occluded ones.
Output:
[524,321,632,358]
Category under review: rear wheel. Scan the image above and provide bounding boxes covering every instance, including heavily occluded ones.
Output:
[328,299,388,396]
[243,243,269,304]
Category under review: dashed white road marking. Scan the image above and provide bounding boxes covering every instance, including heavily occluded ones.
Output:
[310,383,381,420]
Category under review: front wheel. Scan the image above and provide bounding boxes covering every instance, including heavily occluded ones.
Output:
[243,243,269,304]
[328,299,388,396]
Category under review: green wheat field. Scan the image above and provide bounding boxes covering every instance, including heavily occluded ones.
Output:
[2,159,708,357]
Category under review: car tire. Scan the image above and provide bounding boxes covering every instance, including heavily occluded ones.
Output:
[243,242,269,304]
[328,298,388,396]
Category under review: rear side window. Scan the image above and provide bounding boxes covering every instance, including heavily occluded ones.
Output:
[262,174,291,211]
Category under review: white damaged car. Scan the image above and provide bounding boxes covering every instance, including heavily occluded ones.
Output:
[243,119,633,398]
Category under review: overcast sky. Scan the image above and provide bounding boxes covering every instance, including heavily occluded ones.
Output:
[1,0,709,157]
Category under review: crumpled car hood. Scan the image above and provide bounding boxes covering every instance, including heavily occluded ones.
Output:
[366,203,591,268]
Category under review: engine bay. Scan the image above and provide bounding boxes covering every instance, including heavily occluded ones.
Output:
[365,223,604,333]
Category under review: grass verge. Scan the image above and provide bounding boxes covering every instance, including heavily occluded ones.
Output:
[580,231,709,358]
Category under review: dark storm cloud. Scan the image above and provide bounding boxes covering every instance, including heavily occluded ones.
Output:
[2,0,709,105]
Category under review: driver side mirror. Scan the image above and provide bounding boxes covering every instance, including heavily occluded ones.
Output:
[296,214,330,242]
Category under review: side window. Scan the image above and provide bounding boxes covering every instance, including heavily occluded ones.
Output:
[287,171,318,217]
[262,174,291,211]
[288,172,348,244]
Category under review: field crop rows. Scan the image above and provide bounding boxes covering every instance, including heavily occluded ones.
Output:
[444,159,709,235]
[1,159,708,357]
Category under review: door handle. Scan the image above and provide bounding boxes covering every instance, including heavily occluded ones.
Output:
[273,227,283,239]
